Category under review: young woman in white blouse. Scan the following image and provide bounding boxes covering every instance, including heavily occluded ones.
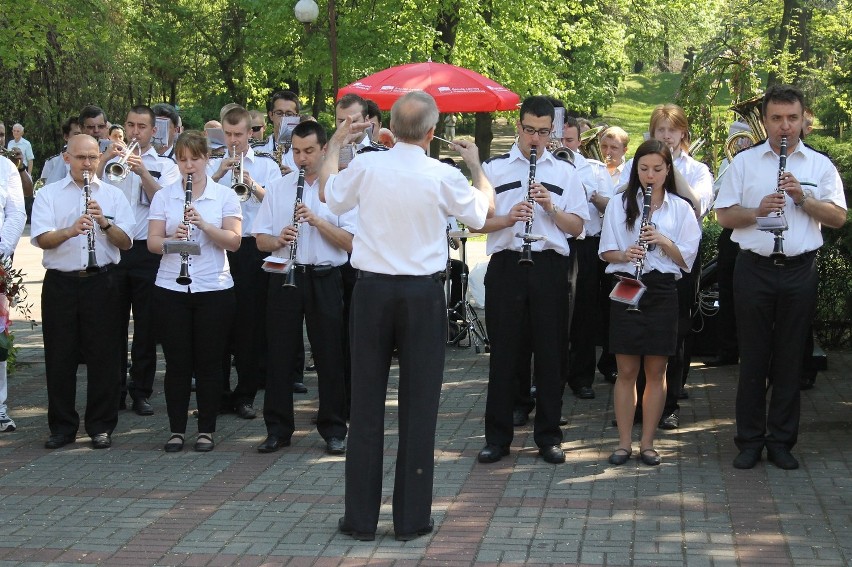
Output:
[148,131,242,452]
[599,140,701,466]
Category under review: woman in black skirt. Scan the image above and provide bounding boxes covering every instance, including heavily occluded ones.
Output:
[598,140,700,466]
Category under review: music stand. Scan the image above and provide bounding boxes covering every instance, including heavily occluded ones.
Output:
[446,230,490,353]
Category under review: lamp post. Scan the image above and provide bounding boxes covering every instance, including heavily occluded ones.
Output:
[294,0,340,97]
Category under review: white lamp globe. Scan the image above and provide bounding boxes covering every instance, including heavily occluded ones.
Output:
[294,0,320,23]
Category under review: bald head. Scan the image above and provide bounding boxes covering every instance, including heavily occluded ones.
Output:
[67,134,99,155]
[390,91,439,143]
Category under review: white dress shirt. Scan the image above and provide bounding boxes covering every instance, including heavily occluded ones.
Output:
[252,172,355,266]
[0,157,27,258]
[599,188,701,279]
[148,177,242,292]
[105,146,181,240]
[326,142,490,275]
[715,141,846,256]
[207,147,282,237]
[31,174,135,271]
[482,144,589,256]
[572,152,614,237]
[41,153,69,185]
[6,138,34,167]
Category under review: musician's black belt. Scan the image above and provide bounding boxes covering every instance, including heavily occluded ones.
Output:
[495,249,563,259]
[358,270,444,283]
[740,249,816,267]
[290,264,335,274]
[47,264,114,278]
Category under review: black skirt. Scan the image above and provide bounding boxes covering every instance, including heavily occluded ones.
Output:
[609,271,678,356]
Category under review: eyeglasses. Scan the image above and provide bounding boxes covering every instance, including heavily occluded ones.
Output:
[72,154,100,162]
[520,124,552,137]
[272,110,298,118]
[251,126,263,132]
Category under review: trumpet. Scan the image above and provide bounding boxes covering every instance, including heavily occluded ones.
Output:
[105,139,140,183]
[230,145,252,202]
[282,166,306,288]
[176,174,193,286]
[82,171,99,273]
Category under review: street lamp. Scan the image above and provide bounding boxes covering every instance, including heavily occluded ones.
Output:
[294,0,339,96]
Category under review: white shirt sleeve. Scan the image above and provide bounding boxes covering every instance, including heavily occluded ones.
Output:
[0,160,26,257]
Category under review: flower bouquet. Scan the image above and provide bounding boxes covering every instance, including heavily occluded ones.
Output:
[0,256,34,362]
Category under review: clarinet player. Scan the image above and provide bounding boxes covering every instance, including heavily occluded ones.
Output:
[716,85,847,470]
[31,134,134,449]
[599,140,700,466]
[148,131,242,453]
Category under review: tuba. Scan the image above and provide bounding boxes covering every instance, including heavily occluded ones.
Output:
[724,95,767,161]
[578,126,605,162]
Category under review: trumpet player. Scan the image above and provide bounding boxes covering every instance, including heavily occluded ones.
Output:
[100,105,181,416]
[599,140,700,467]
[253,121,354,455]
[208,106,281,419]
[31,134,133,450]
[148,131,242,453]
[716,85,847,471]
[476,96,587,466]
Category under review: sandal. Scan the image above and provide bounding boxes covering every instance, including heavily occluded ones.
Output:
[608,447,632,465]
[640,448,661,466]
[164,433,185,453]
[194,433,214,452]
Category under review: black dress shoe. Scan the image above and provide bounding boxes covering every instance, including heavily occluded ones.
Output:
[659,413,679,430]
[234,403,256,420]
[257,435,291,453]
[704,355,738,367]
[478,444,509,463]
[733,447,762,469]
[91,433,112,449]
[512,409,528,426]
[539,445,566,464]
[639,448,661,466]
[559,416,568,426]
[395,518,434,541]
[131,397,154,416]
[574,386,595,399]
[608,448,632,465]
[338,517,375,541]
[293,382,308,394]
[164,434,185,453]
[326,437,346,455]
[767,448,799,470]
[45,434,75,449]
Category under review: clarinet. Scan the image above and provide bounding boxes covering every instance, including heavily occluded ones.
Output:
[626,184,654,313]
[176,174,193,285]
[282,166,306,288]
[769,136,788,263]
[82,171,99,273]
[518,146,537,266]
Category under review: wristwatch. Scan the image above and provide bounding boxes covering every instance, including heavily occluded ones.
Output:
[100,222,113,232]
[795,189,814,207]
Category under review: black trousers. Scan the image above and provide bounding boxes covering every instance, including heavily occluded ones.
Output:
[344,272,445,535]
[116,240,159,401]
[263,267,348,441]
[715,228,740,360]
[484,250,569,449]
[340,261,358,410]
[734,250,816,451]
[42,268,123,438]
[156,287,235,434]
[568,236,604,390]
[224,237,269,406]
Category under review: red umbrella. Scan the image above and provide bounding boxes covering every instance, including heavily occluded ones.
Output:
[337,61,519,113]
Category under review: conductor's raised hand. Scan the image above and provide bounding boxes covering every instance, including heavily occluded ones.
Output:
[452,139,480,166]
[332,114,372,146]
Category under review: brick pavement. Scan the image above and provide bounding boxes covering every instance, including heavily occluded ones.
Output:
[1,230,851,566]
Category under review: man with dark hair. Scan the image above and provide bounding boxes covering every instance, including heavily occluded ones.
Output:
[477,95,588,465]
[365,99,382,135]
[40,117,82,187]
[99,105,180,415]
[716,84,847,470]
[320,90,494,541]
[209,105,282,419]
[253,120,353,455]
[261,90,301,173]
[335,94,371,151]
[79,106,109,140]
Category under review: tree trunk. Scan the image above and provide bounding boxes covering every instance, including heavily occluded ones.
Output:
[475,112,494,162]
